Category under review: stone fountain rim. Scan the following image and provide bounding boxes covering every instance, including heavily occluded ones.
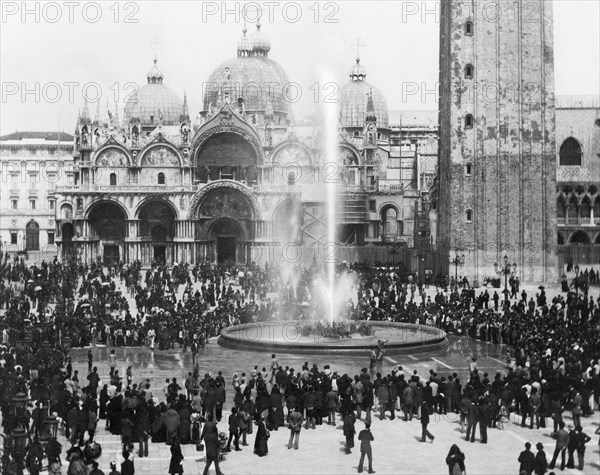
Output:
[218,320,448,355]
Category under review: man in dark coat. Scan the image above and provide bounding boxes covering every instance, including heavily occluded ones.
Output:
[199,414,223,475]
[357,421,374,473]
[226,407,241,451]
[518,442,536,475]
[120,450,135,475]
[534,442,548,475]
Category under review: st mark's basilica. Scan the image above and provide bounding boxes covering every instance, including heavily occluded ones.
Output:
[53,23,438,270]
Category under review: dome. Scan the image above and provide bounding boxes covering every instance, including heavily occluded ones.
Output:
[349,58,367,80]
[203,25,290,116]
[237,24,252,56]
[124,59,183,126]
[249,22,271,55]
[339,59,389,129]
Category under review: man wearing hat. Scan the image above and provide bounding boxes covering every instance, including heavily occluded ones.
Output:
[518,442,535,475]
[108,460,120,475]
[534,442,548,475]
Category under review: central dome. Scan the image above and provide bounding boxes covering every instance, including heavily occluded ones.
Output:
[203,24,291,118]
[124,59,183,126]
[339,58,389,129]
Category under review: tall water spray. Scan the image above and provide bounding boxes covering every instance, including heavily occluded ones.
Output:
[323,76,339,323]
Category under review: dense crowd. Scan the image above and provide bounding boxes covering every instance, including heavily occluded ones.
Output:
[0,252,599,474]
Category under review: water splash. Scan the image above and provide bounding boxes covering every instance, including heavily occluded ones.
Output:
[323,84,339,323]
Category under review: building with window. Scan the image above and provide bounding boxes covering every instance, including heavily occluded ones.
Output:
[0,131,74,261]
[555,95,600,268]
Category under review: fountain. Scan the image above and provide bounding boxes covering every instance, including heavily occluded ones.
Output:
[218,73,447,355]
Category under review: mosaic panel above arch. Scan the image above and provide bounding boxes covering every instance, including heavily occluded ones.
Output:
[273,144,312,167]
[95,148,130,167]
[140,146,180,167]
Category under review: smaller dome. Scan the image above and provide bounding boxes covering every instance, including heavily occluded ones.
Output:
[237,24,252,56]
[147,59,164,84]
[250,22,271,55]
[349,58,367,81]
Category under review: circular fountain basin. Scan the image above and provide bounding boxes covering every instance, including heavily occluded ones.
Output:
[218,321,448,356]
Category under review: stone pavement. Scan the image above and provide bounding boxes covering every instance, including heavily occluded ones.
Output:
[40,394,600,475]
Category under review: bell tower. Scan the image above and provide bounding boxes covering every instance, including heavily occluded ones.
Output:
[438,0,558,283]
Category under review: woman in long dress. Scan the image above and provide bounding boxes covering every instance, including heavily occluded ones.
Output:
[254,416,269,457]
[168,437,184,475]
[445,444,466,475]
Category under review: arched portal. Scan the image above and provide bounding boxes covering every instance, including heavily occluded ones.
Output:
[61,222,74,261]
[88,201,127,265]
[26,220,40,251]
[209,218,245,264]
[138,200,176,266]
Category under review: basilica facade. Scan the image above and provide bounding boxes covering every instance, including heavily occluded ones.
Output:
[54,24,437,270]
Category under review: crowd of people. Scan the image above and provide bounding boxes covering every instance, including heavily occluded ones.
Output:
[0,252,599,475]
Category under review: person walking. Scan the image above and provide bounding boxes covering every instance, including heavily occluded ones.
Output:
[534,442,548,475]
[445,444,466,475]
[419,401,435,443]
[465,397,479,443]
[548,421,569,470]
[571,425,591,470]
[287,406,303,450]
[343,410,356,454]
[168,437,184,475]
[225,407,241,452]
[199,414,223,475]
[518,442,535,475]
[254,415,269,457]
[109,349,117,378]
[357,421,375,474]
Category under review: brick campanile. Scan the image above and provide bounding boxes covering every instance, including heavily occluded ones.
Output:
[438,0,558,283]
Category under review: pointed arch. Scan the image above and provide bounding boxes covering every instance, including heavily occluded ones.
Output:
[569,230,590,244]
[559,137,582,166]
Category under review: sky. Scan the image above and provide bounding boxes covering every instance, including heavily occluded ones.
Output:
[0,0,598,133]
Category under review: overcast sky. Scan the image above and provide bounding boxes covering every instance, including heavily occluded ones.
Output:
[1,0,598,133]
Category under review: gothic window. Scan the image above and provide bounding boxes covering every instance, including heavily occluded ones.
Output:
[110,173,117,186]
[158,172,165,185]
[581,197,591,223]
[465,114,474,129]
[464,64,474,79]
[353,131,360,138]
[466,209,473,222]
[287,172,296,185]
[559,137,582,166]
[568,197,578,223]
[465,21,473,35]
[556,198,566,219]
[465,163,473,176]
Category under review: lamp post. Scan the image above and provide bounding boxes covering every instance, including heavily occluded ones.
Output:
[494,255,517,301]
[41,413,59,445]
[10,427,27,475]
[10,392,29,475]
[450,252,465,281]
[574,264,580,295]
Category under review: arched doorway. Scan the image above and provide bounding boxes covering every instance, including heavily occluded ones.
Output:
[62,222,74,261]
[209,219,244,264]
[88,202,127,265]
[138,200,176,266]
[26,220,40,251]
